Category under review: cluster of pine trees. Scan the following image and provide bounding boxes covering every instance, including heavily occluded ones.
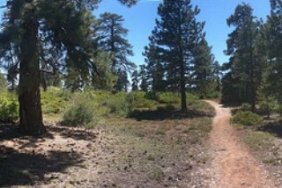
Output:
[131,0,221,111]
[0,0,222,134]
[1,0,281,135]
[222,0,282,112]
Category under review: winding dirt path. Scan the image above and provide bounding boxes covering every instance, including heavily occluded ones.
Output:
[206,101,275,188]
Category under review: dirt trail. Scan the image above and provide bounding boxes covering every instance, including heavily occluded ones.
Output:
[206,101,275,188]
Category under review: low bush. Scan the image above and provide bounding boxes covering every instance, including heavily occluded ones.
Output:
[187,93,200,105]
[62,93,96,127]
[106,92,133,117]
[0,92,18,122]
[41,87,70,114]
[232,111,263,126]
[130,92,158,109]
[158,92,180,104]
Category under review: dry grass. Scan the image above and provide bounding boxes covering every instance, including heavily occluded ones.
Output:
[236,117,282,186]
[0,110,214,188]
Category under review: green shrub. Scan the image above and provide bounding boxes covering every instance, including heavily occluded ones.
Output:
[258,98,280,115]
[259,101,272,116]
[158,92,180,104]
[62,93,96,127]
[0,93,18,122]
[232,111,263,126]
[130,92,158,109]
[106,93,133,117]
[187,93,200,105]
[145,91,159,101]
[41,87,70,114]
[240,103,252,111]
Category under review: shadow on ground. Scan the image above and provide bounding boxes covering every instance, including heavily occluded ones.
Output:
[0,145,82,187]
[49,126,97,141]
[258,120,282,138]
[0,124,96,187]
[129,107,212,121]
[0,123,97,142]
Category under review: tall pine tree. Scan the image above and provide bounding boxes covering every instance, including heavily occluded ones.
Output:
[143,36,166,92]
[192,38,216,98]
[222,3,262,111]
[147,0,204,111]
[264,0,282,105]
[96,12,135,91]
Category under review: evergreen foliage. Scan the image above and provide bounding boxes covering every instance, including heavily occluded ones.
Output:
[222,3,263,111]
[96,12,136,91]
[144,0,208,111]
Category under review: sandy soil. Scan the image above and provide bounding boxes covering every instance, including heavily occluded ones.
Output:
[206,101,276,188]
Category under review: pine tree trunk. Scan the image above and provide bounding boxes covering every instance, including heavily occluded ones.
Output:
[249,34,256,112]
[18,17,45,135]
[180,60,187,112]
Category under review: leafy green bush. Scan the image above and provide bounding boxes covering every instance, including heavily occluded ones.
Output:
[187,93,200,105]
[129,92,158,109]
[41,87,70,114]
[232,111,263,126]
[62,93,96,127]
[158,92,180,104]
[106,93,133,117]
[0,93,18,122]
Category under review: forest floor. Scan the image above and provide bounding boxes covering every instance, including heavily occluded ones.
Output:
[0,104,214,188]
[1,101,281,188]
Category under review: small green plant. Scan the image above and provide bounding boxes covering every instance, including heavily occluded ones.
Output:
[0,93,18,122]
[232,111,263,126]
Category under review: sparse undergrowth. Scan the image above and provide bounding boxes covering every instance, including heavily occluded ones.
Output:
[235,116,282,186]
[0,93,215,187]
[93,114,213,187]
[232,111,263,126]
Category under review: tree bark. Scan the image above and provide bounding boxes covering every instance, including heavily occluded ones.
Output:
[18,16,45,135]
[249,31,256,112]
[180,59,187,112]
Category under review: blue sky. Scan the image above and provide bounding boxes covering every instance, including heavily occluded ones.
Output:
[0,0,270,66]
